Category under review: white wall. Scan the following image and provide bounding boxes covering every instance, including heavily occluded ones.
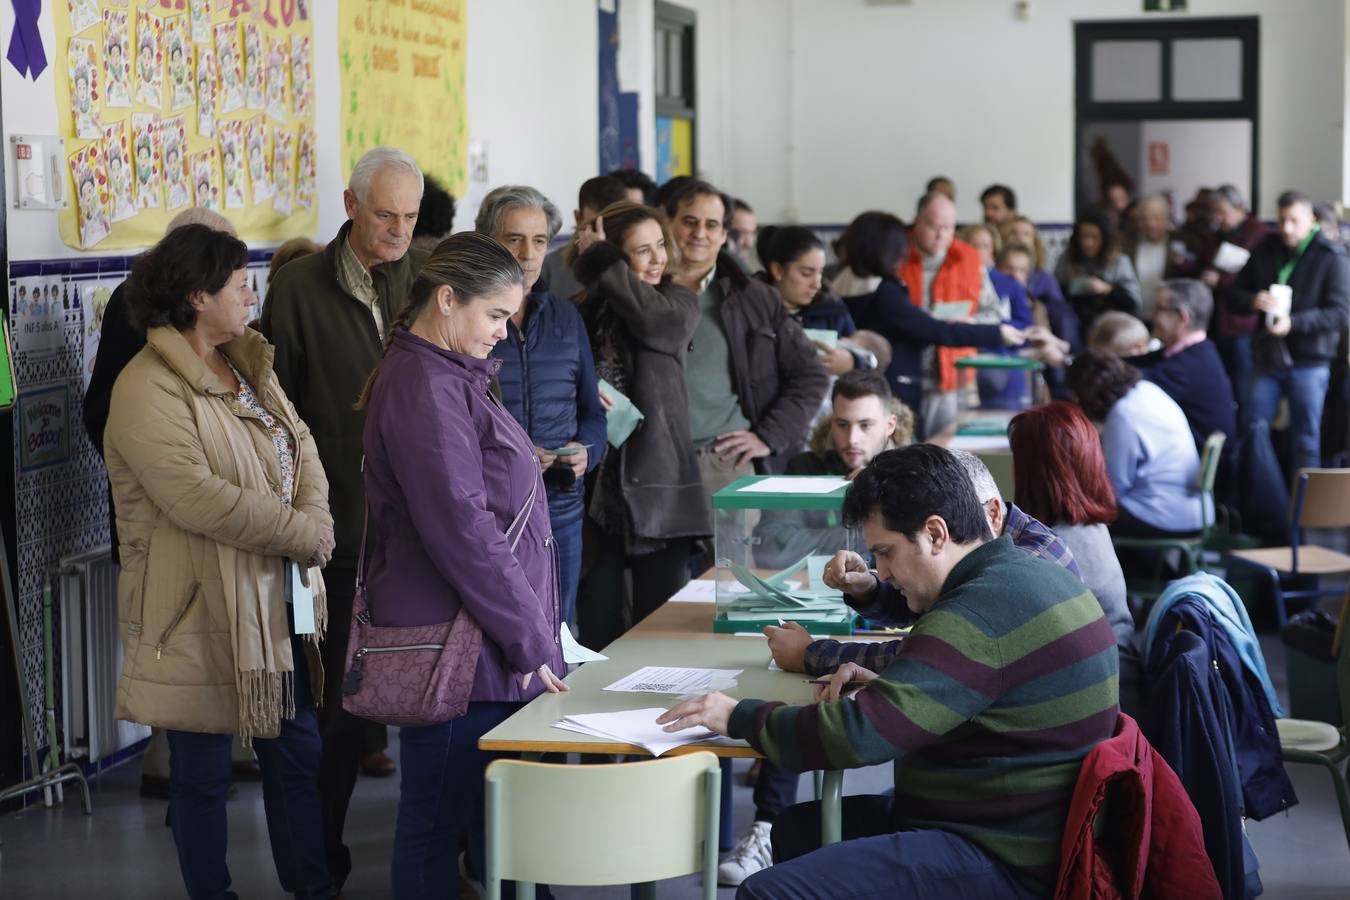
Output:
[718,0,1347,224]
[0,0,606,261]
[456,0,599,232]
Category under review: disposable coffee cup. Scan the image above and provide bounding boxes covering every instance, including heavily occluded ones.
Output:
[1267,283,1292,327]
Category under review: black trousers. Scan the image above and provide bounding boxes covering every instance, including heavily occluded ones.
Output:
[316,566,385,891]
[576,534,691,651]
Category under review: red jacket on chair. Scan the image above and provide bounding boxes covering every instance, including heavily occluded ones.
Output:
[1054,712,1221,900]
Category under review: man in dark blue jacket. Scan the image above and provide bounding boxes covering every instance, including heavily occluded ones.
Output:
[479,185,607,628]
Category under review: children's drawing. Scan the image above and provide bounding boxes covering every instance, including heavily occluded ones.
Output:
[161,115,190,210]
[290,34,312,118]
[134,11,165,109]
[215,22,243,114]
[166,15,193,111]
[196,45,217,138]
[246,116,272,204]
[272,129,294,216]
[68,39,101,139]
[101,120,137,222]
[131,113,162,209]
[219,121,246,209]
[70,143,111,249]
[266,37,288,124]
[103,10,131,108]
[243,23,264,110]
[192,148,221,212]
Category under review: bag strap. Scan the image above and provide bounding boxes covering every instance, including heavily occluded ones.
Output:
[356,455,539,589]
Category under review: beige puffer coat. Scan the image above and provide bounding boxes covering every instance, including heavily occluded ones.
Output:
[104,326,332,737]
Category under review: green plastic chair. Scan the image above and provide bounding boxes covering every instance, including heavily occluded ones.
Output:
[1114,431,1226,601]
[485,751,722,900]
[1276,588,1350,856]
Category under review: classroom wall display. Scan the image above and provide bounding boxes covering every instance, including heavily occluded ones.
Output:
[17,385,70,473]
[52,1,318,251]
[337,0,468,198]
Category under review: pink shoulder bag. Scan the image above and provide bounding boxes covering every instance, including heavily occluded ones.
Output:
[340,475,537,727]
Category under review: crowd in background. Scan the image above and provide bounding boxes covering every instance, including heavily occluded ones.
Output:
[82,146,1350,898]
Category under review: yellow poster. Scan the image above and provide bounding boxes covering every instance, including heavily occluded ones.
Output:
[52,0,318,252]
[337,0,467,198]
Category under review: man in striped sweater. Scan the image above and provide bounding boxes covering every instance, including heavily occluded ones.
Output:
[659,444,1120,899]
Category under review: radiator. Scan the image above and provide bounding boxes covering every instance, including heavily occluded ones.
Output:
[58,547,148,765]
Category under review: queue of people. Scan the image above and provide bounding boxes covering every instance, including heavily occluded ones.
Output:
[86,150,1344,899]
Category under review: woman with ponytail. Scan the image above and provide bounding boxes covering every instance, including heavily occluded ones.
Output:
[358,232,567,898]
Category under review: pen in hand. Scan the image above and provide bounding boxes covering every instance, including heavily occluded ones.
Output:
[805,679,869,687]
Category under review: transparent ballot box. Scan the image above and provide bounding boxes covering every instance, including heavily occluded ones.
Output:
[711,475,862,635]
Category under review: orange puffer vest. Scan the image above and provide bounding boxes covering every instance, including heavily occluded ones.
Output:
[898,238,984,391]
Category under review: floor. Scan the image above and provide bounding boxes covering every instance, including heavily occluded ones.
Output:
[2,593,1349,898]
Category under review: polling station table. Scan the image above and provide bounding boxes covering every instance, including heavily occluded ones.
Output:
[479,595,852,845]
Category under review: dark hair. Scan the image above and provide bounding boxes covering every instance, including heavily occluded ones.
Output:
[1068,206,1120,264]
[607,168,658,205]
[758,225,824,274]
[831,369,892,405]
[578,175,628,216]
[358,233,525,409]
[564,199,679,274]
[1160,278,1213,332]
[1313,202,1339,228]
[1009,401,1117,526]
[980,184,1017,211]
[665,179,733,229]
[413,174,457,240]
[1277,190,1311,210]
[123,224,249,333]
[996,241,1034,267]
[925,175,953,194]
[1066,349,1141,422]
[842,444,992,543]
[838,211,908,278]
[653,175,693,210]
[732,197,754,214]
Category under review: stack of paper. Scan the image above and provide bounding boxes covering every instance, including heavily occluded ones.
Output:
[553,708,728,757]
[603,666,743,695]
[720,557,853,625]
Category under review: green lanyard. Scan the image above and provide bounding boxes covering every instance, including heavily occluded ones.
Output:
[1277,224,1319,285]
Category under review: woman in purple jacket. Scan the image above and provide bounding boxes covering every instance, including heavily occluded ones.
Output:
[359,232,567,898]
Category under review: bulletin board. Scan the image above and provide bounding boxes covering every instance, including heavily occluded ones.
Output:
[51,0,319,252]
[337,0,467,198]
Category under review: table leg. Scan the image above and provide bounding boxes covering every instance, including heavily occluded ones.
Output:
[820,770,843,846]
[719,758,734,850]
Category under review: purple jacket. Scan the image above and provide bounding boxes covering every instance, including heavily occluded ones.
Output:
[362,329,563,703]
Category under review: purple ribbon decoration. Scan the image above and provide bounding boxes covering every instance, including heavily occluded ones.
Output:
[7,0,47,80]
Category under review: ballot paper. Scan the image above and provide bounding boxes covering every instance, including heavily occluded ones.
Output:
[669,580,717,603]
[737,476,849,495]
[599,379,644,448]
[552,708,739,757]
[930,300,971,321]
[803,328,839,349]
[1212,241,1252,274]
[287,561,315,635]
[549,443,593,457]
[560,623,607,664]
[603,666,742,695]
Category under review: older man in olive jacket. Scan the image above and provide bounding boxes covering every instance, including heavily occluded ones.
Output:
[258,146,427,893]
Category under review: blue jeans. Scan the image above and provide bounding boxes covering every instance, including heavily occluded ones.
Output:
[1247,364,1331,474]
[393,701,523,899]
[167,637,328,900]
[550,510,583,630]
[739,797,1041,900]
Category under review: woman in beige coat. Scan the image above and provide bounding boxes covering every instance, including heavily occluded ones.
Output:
[104,223,335,900]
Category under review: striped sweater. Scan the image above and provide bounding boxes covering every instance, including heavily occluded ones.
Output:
[726,535,1120,891]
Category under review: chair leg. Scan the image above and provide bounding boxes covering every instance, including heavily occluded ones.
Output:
[1265,566,1287,631]
[1326,759,1350,858]
[719,758,733,851]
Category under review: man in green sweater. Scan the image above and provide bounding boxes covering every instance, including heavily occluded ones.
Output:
[258,146,428,893]
[659,444,1119,899]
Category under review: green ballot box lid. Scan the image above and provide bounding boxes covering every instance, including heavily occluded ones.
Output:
[712,475,852,510]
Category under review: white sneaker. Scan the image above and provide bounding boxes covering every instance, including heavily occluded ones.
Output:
[718,820,774,886]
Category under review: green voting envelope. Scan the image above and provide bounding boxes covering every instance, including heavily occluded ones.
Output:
[599,379,644,448]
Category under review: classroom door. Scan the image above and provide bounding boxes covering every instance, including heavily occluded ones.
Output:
[1074,18,1258,215]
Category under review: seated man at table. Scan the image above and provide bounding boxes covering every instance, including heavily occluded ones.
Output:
[751,370,913,570]
[658,444,1120,899]
[766,448,1081,678]
[718,370,913,887]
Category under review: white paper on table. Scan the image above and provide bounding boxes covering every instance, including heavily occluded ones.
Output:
[947,435,1012,452]
[768,657,782,671]
[560,623,608,664]
[1212,241,1251,274]
[603,666,743,695]
[738,476,848,495]
[553,708,718,757]
[669,580,717,603]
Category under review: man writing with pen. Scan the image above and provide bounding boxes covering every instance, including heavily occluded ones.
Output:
[658,444,1120,900]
